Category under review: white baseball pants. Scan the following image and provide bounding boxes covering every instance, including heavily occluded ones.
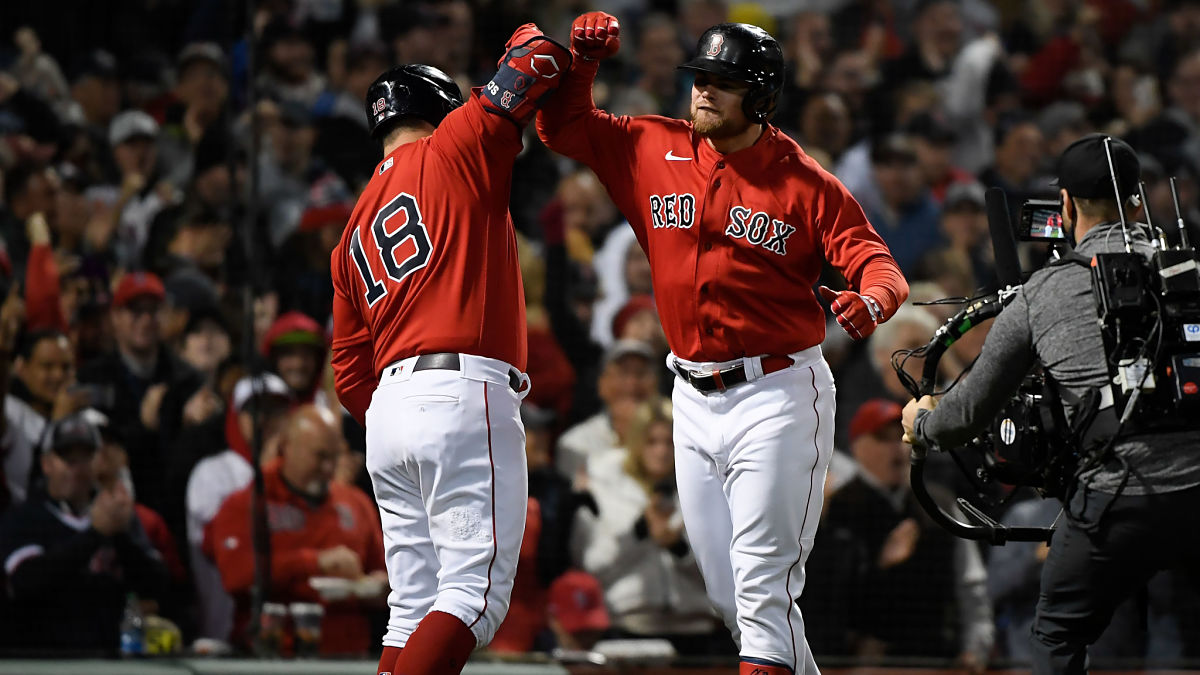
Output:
[365,353,530,648]
[669,346,835,674]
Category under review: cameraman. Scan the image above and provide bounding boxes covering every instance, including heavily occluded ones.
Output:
[900,134,1200,674]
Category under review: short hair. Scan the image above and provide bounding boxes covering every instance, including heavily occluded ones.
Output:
[1072,195,1122,220]
[16,329,69,360]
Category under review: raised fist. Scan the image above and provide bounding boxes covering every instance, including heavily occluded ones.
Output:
[482,23,573,125]
[819,285,886,340]
[571,12,620,61]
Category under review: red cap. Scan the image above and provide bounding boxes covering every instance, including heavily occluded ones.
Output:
[112,272,165,308]
[849,398,903,442]
[611,294,657,340]
[547,570,610,634]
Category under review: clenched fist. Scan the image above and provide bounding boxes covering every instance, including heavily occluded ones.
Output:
[571,12,620,61]
[819,285,886,340]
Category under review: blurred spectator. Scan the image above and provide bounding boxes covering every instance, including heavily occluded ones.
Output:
[1037,101,1092,160]
[818,399,993,667]
[977,110,1049,217]
[258,99,324,248]
[905,111,974,203]
[77,272,202,515]
[570,399,722,654]
[379,3,445,71]
[0,164,60,275]
[493,402,596,652]
[0,283,25,510]
[186,373,293,642]
[105,110,170,268]
[833,304,941,449]
[518,233,577,421]
[275,175,353,324]
[632,14,689,118]
[864,133,944,276]
[148,128,237,254]
[161,267,222,347]
[2,330,87,506]
[158,43,230,190]
[66,50,120,140]
[592,235,653,349]
[310,42,387,187]
[792,91,854,168]
[152,205,235,282]
[8,28,71,118]
[930,180,994,291]
[0,412,168,652]
[556,339,659,480]
[90,411,189,628]
[261,311,328,405]
[546,568,611,651]
[257,18,327,110]
[206,405,386,655]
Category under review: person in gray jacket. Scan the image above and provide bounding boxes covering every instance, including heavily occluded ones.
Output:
[902,134,1200,674]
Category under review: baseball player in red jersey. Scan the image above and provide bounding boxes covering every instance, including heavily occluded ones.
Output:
[538,16,909,675]
[329,25,571,675]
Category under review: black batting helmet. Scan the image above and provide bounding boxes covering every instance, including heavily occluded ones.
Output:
[679,23,785,123]
[365,64,463,138]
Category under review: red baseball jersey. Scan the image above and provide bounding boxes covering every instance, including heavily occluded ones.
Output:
[331,94,528,423]
[204,462,386,654]
[538,61,905,362]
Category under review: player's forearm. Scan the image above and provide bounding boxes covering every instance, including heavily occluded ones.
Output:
[857,254,909,320]
[916,298,1035,449]
[535,58,601,158]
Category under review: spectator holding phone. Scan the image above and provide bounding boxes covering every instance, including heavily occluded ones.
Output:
[570,399,722,655]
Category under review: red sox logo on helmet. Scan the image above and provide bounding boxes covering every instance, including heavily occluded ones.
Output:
[706,34,724,56]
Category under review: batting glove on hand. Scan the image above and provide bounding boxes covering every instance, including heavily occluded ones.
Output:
[571,12,620,61]
[483,24,572,125]
[819,285,885,340]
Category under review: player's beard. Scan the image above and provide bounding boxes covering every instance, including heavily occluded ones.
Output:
[691,106,751,140]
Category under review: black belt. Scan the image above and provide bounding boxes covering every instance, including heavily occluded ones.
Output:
[411,352,523,393]
[674,355,793,394]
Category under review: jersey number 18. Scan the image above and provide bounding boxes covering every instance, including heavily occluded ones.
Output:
[349,193,432,306]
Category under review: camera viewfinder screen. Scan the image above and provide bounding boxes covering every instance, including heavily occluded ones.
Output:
[1028,208,1065,240]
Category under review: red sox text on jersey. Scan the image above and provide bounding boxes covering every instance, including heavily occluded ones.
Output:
[538,60,901,362]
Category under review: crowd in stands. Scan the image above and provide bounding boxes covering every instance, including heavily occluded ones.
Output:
[1,0,1198,666]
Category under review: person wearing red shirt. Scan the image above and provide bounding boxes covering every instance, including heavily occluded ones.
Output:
[538,16,908,675]
[328,24,572,675]
[206,405,386,656]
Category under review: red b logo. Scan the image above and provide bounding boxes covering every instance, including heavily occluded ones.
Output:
[706,34,724,56]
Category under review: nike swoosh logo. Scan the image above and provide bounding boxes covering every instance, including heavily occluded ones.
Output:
[665,150,693,161]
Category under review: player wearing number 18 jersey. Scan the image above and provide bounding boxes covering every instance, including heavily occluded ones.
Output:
[330,25,571,675]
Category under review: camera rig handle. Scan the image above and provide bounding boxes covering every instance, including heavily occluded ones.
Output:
[908,290,1056,544]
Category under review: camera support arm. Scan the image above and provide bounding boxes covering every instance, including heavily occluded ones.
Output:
[908,289,1056,544]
